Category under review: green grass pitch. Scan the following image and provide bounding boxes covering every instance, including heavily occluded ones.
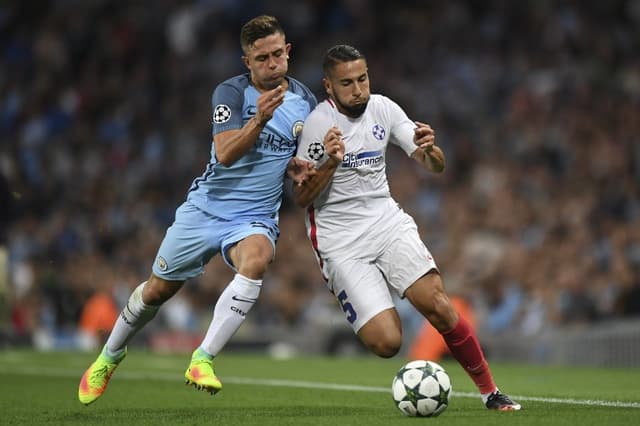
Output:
[1,350,639,425]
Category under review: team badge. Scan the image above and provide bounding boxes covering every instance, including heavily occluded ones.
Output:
[292,120,304,141]
[372,124,386,140]
[213,104,231,123]
[307,142,325,161]
[157,256,168,271]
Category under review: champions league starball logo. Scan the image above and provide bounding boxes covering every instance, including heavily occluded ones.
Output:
[213,104,231,123]
[372,124,386,140]
[307,142,325,161]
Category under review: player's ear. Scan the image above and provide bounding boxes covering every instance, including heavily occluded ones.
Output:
[323,77,332,95]
[242,55,250,70]
[285,43,291,59]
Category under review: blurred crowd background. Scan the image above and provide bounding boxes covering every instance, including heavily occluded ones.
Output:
[1,0,639,354]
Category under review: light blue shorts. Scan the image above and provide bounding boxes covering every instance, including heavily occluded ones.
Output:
[152,201,279,281]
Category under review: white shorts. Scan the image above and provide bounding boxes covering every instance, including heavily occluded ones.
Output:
[321,210,437,332]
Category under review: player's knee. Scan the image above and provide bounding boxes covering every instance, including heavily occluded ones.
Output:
[426,291,457,332]
[232,239,273,279]
[407,274,457,332]
[368,334,402,358]
[237,256,270,278]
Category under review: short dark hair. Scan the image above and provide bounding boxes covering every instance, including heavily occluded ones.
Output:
[322,45,366,76]
[240,15,285,52]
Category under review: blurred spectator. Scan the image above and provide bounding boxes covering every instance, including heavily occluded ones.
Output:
[77,289,118,351]
[0,170,13,336]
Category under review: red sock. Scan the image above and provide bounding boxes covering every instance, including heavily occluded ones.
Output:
[441,316,497,394]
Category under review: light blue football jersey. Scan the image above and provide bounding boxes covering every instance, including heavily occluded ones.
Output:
[186,74,316,220]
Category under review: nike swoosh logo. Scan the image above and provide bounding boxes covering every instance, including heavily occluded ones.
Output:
[232,295,257,303]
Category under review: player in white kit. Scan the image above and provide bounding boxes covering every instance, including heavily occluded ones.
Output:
[294,45,521,411]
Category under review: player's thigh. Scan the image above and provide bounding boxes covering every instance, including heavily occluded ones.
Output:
[153,202,221,281]
[377,212,438,298]
[227,234,274,278]
[325,257,395,333]
[221,219,279,277]
[357,307,403,355]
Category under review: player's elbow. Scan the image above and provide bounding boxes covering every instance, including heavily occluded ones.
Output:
[215,152,236,167]
[213,141,238,167]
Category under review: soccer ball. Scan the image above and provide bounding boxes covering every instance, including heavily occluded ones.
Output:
[391,360,451,417]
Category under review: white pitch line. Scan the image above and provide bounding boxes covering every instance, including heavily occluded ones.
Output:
[1,366,639,409]
[221,377,640,409]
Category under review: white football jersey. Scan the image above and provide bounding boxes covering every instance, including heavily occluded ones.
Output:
[296,94,419,257]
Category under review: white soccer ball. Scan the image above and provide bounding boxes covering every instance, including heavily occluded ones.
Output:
[391,360,452,417]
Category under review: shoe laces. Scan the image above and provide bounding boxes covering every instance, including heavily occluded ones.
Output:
[89,363,114,384]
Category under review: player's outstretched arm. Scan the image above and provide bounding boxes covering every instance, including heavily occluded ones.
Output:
[214,85,285,166]
[411,121,445,173]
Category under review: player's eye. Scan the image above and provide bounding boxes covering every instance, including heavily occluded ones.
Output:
[273,49,283,57]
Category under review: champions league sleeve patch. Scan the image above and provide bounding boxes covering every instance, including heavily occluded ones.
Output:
[307,142,325,161]
[213,104,231,123]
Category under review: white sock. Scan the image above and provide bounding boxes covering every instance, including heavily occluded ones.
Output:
[200,273,262,356]
[105,281,159,356]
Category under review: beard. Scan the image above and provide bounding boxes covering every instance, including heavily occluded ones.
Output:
[336,97,369,118]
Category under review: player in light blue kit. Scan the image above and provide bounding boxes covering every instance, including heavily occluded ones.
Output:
[78,15,317,405]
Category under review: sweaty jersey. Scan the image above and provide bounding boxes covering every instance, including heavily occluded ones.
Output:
[187,74,317,220]
[296,95,419,256]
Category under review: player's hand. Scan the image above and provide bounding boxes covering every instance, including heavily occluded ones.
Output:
[255,85,285,126]
[323,126,345,164]
[414,121,436,152]
[287,157,317,186]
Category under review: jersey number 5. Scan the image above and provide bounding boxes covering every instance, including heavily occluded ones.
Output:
[337,290,357,324]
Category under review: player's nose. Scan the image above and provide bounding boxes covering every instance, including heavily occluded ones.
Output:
[352,83,362,97]
[267,55,278,69]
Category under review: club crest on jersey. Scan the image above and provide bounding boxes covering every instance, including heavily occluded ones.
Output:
[307,142,325,161]
[372,124,386,140]
[213,104,231,123]
[292,120,304,141]
[157,256,168,271]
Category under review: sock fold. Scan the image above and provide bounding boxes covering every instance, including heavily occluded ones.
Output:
[106,281,159,353]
